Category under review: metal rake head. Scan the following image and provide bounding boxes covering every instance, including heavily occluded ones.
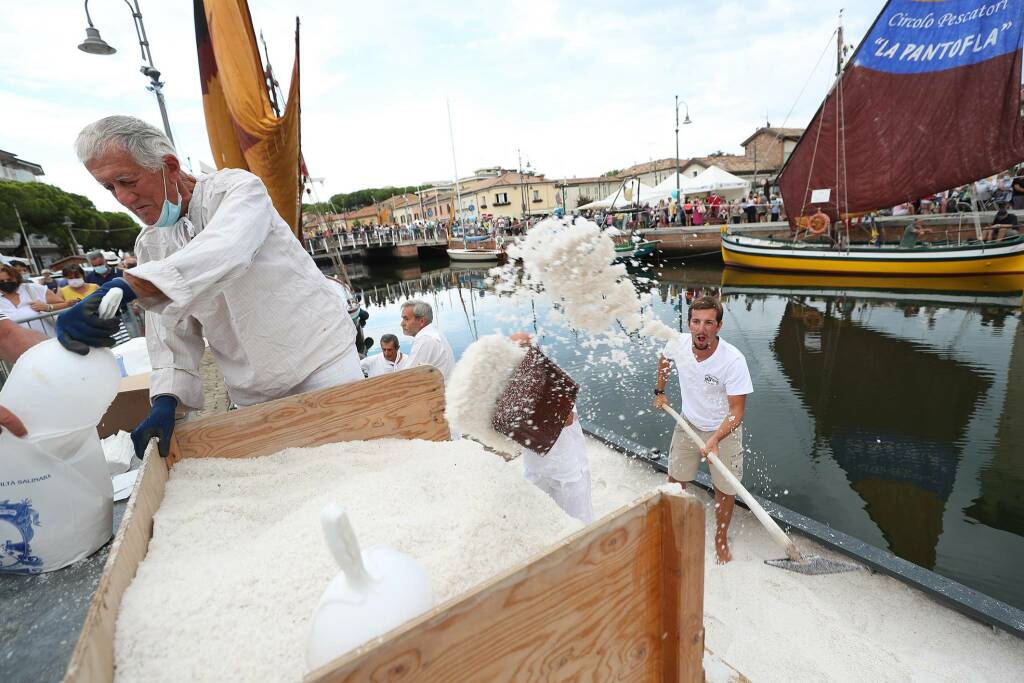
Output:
[765,555,860,575]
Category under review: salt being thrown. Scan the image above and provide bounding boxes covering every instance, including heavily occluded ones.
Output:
[491,216,678,346]
[444,334,526,454]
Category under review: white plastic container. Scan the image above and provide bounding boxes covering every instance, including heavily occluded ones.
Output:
[306,503,433,671]
[0,340,120,573]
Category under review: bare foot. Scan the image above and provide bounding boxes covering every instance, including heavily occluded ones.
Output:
[715,540,732,564]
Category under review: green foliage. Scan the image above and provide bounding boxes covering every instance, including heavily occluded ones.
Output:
[576,195,594,207]
[603,169,622,177]
[302,184,433,214]
[0,181,141,256]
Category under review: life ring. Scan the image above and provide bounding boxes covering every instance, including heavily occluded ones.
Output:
[807,213,829,235]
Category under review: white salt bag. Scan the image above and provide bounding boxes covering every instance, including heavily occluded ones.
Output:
[0,340,119,573]
[306,503,432,671]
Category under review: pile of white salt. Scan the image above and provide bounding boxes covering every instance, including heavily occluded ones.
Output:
[114,437,1024,682]
[113,439,582,682]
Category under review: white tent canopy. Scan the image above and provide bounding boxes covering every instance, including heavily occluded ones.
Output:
[646,165,751,203]
[578,179,659,210]
[684,165,750,197]
[650,172,702,199]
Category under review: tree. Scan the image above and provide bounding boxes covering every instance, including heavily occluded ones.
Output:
[0,180,140,256]
[302,184,433,215]
[576,195,594,207]
[603,169,622,177]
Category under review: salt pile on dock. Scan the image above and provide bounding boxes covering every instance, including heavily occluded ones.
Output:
[582,440,1024,683]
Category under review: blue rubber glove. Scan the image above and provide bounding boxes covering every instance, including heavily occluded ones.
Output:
[55,294,121,356]
[131,395,178,458]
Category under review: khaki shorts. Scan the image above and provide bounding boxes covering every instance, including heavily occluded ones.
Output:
[668,421,743,496]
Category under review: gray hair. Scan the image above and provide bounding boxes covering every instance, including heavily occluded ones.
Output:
[380,333,399,347]
[86,250,104,260]
[75,115,177,169]
[402,299,433,323]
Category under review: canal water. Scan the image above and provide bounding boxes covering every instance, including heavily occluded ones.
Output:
[348,258,1024,612]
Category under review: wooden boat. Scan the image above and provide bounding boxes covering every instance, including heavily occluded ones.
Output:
[606,226,659,261]
[446,247,505,262]
[447,233,507,262]
[720,266,1024,306]
[721,233,1024,275]
[730,3,1024,276]
[614,238,660,261]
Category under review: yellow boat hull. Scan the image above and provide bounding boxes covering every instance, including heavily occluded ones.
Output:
[721,235,1024,276]
[721,267,1024,295]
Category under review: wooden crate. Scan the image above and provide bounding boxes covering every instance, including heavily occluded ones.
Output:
[306,489,706,682]
[63,365,707,682]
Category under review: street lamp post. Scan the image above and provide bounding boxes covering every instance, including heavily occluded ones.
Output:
[78,0,174,145]
[674,95,692,223]
[62,216,83,256]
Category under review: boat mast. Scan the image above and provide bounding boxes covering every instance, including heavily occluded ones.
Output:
[447,98,464,232]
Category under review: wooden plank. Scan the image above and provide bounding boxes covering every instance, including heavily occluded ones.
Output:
[170,366,449,463]
[306,491,673,683]
[63,450,170,683]
[660,492,705,683]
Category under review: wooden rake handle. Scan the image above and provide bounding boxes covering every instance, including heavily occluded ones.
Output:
[661,404,801,562]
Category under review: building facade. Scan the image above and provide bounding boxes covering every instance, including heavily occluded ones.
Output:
[0,150,44,183]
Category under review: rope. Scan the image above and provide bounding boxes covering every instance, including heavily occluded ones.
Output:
[799,28,845,220]
[778,28,839,133]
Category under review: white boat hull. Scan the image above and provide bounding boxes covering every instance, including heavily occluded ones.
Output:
[446,249,503,262]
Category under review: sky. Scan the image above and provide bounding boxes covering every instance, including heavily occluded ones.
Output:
[0,1,879,216]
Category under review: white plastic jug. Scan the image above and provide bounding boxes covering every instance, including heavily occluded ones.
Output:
[0,341,120,573]
[305,504,432,671]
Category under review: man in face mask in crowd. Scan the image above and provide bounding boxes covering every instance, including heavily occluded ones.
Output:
[57,115,363,459]
[83,250,119,286]
[84,251,121,287]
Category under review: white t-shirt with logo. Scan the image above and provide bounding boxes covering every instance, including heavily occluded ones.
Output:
[662,334,753,431]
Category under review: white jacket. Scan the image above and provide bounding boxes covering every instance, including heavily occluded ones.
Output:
[407,322,455,381]
[130,169,357,409]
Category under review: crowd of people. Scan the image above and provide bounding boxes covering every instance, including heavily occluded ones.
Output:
[0,250,142,339]
[580,191,785,231]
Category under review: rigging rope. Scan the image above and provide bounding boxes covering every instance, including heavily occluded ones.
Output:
[777,28,839,133]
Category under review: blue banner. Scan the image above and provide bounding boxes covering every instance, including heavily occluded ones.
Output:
[855,0,1024,74]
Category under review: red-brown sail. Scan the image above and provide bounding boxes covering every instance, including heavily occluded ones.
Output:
[778,0,1024,224]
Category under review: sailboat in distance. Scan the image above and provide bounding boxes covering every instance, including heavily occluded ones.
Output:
[722,0,1024,276]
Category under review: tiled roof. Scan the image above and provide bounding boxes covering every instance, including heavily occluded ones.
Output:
[740,127,805,146]
[461,171,549,193]
[615,158,686,178]
[343,205,380,219]
[683,155,775,174]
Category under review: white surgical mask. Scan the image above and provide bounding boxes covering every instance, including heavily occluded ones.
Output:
[153,165,182,228]
[68,278,85,288]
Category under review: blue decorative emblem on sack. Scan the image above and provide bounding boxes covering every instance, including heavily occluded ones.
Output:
[0,499,43,574]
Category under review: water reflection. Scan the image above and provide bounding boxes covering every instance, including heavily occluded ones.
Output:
[349,260,1024,609]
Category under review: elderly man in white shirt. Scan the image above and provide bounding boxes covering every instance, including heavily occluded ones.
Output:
[360,333,408,378]
[56,115,362,458]
[400,300,454,381]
